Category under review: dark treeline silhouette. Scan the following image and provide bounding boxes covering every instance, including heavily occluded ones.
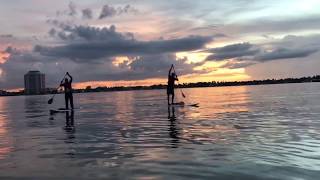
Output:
[1,75,320,96]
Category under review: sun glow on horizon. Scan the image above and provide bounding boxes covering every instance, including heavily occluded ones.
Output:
[72,67,250,89]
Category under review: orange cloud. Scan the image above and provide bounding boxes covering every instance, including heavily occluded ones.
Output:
[0,52,10,64]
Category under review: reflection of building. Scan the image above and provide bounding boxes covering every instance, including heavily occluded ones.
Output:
[24,71,45,94]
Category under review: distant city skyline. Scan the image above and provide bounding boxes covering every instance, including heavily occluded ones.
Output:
[0,0,320,90]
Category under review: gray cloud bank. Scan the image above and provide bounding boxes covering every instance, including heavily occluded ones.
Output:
[205,35,320,69]
[35,25,212,61]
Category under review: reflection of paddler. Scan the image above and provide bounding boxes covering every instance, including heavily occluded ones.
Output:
[65,110,75,132]
[168,106,179,147]
[60,72,74,110]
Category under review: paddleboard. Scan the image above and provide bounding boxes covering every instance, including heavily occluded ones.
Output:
[169,102,199,107]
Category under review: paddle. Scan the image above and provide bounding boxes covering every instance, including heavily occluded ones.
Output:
[172,66,186,98]
[47,74,67,104]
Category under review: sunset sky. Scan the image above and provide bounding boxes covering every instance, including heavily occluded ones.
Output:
[0,0,320,90]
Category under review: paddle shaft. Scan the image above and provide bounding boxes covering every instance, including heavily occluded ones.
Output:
[172,66,186,98]
[49,74,67,101]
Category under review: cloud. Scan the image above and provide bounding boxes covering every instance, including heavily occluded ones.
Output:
[55,1,77,17]
[220,60,256,69]
[35,25,213,62]
[99,5,117,19]
[205,42,260,61]
[0,34,13,38]
[203,34,320,69]
[128,54,194,77]
[99,4,138,19]
[0,46,58,89]
[82,8,93,19]
[48,28,56,37]
[96,54,197,81]
[68,1,77,16]
[257,48,318,61]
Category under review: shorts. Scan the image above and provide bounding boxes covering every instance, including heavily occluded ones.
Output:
[167,86,174,95]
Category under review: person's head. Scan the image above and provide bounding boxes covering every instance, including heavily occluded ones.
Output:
[65,78,69,83]
[171,72,176,77]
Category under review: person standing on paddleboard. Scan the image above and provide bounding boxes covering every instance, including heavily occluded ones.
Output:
[60,72,74,109]
[167,64,178,105]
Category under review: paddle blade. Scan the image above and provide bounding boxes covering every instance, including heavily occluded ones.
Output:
[180,90,186,98]
[48,98,53,104]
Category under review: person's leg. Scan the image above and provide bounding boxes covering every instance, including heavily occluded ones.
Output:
[167,87,170,105]
[65,93,69,109]
[172,92,175,104]
[70,93,74,109]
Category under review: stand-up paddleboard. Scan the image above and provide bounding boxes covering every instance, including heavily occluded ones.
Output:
[169,102,199,107]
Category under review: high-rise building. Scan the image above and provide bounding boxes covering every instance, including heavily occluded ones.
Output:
[24,71,45,94]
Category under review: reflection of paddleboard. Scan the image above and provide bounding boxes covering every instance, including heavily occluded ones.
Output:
[169,102,199,107]
[50,108,79,114]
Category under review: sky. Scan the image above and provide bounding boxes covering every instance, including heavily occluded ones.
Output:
[0,0,320,90]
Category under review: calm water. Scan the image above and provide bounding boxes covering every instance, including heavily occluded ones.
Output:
[0,83,320,179]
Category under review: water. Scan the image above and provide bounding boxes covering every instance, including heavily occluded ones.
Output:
[0,83,320,179]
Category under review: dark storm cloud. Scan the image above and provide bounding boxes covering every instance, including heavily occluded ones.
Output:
[204,35,320,68]
[129,54,193,75]
[205,43,260,61]
[257,48,318,61]
[99,4,138,19]
[93,54,197,81]
[82,8,93,19]
[34,25,213,61]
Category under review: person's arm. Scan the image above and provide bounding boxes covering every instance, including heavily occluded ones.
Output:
[168,64,174,76]
[67,72,73,83]
[60,80,64,87]
[175,75,179,81]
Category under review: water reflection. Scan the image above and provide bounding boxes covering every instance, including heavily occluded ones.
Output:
[0,97,12,160]
[0,114,11,160]
[64,110,75,134]
[24,96,47,113]
[181,86,250,120]
[167,106,180,148]
[113,91,134,124]
[64,110,76,158]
